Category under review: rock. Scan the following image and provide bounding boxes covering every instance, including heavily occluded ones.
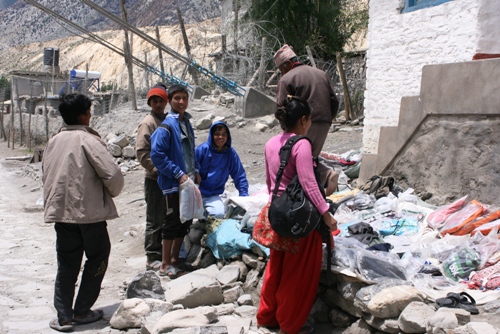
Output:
[214,303,237,316]
[237,294,253,306]
[168,326,228,334]
[242,253,265,273]
[258,115,277,127]
[234,305,257,318]
[363,313,400,333]
[216,265,240,285]
[110,298,150,329]
[325,286,363,318]
[255,123,268,132]
[126,271,165,300]
[122,145,136,158]
[108,143,122,157]
[226,261,248,281]
[163,265,224,308]
[200,250,217,268]
[242,269,260,293]
[343,319,373,334]
[197,117,213,130]
[454,322,499,334]
[426,308,470,334]
[152,307,218,334]
[366,285,424,319]
[329,305,357,328]
[398,301,436,333]
[482,300,500,313]
[223,285,244,304]
[143,298,174,313]
[213,116,226,124]
[111,134,130,148]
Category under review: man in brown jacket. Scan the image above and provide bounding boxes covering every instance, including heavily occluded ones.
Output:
[274,44,340,195]
[43,94,124,332]
[135,83,168,271]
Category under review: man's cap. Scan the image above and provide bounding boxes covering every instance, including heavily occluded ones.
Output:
[147,83,168,106]
[273,44,297,68]
[167,84,189,98]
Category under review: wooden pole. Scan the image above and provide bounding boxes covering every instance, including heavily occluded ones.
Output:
[155,26,165,78]
[306,45,317,68]
[176,6,198,84]
[232,0,239,73]
[336,52,352,121]
[144,52,150,90]
[120,0,137,110]
[0,87,5,140]
[10,78,16,149]
[258,37,267,88]
[43,82,49,142]
[28,82,32,151]
[85,63,89,95]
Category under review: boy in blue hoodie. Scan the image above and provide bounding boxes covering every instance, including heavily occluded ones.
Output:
[195,121,249,218]
[151,84,200,278]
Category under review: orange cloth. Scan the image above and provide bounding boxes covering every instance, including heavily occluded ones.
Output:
[440,200,485,236]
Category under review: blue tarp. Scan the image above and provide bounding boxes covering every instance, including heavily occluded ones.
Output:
[206,219,269,259]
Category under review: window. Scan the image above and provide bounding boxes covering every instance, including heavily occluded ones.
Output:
[401,0,453,13]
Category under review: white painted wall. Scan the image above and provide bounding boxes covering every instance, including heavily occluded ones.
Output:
[363,0,487,154]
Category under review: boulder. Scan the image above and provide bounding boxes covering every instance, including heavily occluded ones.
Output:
[366,285,424,319]
[122,145,135,158]
[126,271,165,300]
[163,265,224,308]
[152,307,218,334]
[110,298,150,329]
[398,301,436,333]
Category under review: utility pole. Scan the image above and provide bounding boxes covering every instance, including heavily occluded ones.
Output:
[120,0,137,110]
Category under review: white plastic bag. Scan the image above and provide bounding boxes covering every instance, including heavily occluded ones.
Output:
[179,178,205,223]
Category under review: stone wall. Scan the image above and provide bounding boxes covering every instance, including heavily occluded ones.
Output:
[363,0,486,154]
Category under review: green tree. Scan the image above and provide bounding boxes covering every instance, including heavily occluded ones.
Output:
[0,75,11,101]
[244,0,368,58]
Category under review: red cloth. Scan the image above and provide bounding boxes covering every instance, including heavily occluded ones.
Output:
[257,230,322,334]
[252,203,300,253]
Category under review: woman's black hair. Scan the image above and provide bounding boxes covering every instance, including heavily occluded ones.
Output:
[275,95,311,131]
[58,94,92,125]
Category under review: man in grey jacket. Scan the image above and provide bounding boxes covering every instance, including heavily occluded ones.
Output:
[43,94,124,332]
[274,44,340,195]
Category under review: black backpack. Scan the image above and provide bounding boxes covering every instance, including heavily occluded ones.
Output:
[268,136,323,238]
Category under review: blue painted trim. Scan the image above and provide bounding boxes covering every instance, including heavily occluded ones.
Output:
[402,0,453,13]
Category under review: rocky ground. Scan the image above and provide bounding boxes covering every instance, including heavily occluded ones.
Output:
[0,97,363,334]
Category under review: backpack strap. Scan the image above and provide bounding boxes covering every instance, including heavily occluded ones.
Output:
[271,135,310,199]
[158,123,171,132]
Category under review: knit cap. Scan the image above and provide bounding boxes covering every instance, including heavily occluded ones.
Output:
[147,83,168,106]
[273,44,297,68]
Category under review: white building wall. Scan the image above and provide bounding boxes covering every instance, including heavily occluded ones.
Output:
[363,0,480,154]
[477,0,500,54]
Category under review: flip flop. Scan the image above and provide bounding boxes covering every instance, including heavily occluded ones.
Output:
[146,260,162,271]
[72,309,103,324]
[435,293,460,309]
[159,265,185,279]
[49,318,73,332]
[458,292,479,315]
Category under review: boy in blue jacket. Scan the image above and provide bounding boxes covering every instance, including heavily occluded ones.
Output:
[150,84,200,278]
[195,121,249,218]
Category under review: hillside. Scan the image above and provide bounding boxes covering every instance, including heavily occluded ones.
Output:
[0,0,220,50]
[0,17,222,91]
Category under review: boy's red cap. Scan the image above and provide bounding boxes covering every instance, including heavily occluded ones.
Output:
[147,85,168,106]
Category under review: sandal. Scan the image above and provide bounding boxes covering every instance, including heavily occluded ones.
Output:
[146,260,162,271]
[72,309,103,324]
[435,292,479,315]
[458,292,479,315]
[49,318,73,332]
[159,265,185,279]
[435,293,460,309]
